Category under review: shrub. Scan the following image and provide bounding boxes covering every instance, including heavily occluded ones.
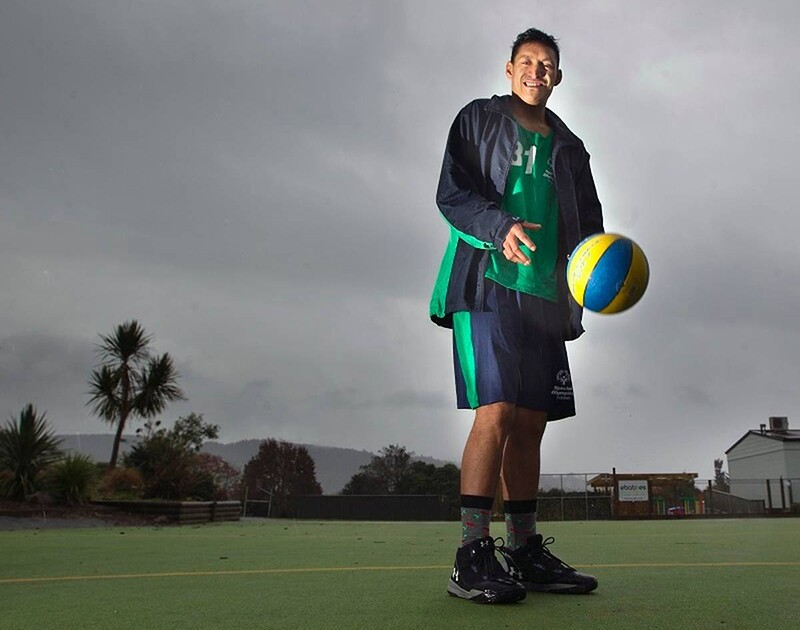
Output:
[194,453,241,500]
[0,469,12,492]
[188,470,217,501]
[46,454,98,504]
[0,405,62,500]
[125,413,220,500]
[97,466,145,499]
[125,434,191,499]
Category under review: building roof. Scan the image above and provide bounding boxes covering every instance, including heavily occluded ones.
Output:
[588,472,697,488]
[725,429,800,454]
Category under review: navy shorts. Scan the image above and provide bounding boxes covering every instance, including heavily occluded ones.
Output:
[452,280,575,420]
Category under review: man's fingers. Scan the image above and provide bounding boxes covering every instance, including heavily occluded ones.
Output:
[517,233,536,251]
[511,243,531,265]
[512,224,537,252]
[503,243,531,266]
[502,223,537,265]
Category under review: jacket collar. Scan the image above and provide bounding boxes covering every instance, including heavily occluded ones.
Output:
[486,94,581,147]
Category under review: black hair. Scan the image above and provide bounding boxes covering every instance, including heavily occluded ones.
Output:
[511,28,560,66]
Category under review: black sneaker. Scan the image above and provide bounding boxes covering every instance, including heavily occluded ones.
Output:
[446,537,527,604]
[506,534,598,594]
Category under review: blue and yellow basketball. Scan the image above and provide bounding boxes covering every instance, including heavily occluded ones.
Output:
[566,233,649,314]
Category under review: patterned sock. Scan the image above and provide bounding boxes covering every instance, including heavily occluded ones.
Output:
[504,499,538,550]
[460,494,494,546]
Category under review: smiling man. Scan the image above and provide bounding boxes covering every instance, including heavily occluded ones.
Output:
[430,28,604,604]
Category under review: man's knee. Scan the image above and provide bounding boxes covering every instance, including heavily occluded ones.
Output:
[513,408,548,441]
[473,402,516,436]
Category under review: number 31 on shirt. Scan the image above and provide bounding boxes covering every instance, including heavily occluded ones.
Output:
[511,142,536,175]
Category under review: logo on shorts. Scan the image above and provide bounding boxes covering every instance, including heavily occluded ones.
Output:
[551,370,574,402]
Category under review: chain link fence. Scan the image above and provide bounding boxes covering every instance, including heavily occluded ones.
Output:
[536,473,612,521]
[245,475,798,521]
[532,474,798,520]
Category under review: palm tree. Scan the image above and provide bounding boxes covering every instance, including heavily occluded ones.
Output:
[87,320,185,468]
[0,404,62,500]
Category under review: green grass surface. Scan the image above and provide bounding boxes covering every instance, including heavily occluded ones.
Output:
[2,518,799,629]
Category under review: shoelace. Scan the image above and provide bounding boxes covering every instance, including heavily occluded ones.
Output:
[479,537,513,579]
[494,539,523,579]
[538,536,577,571]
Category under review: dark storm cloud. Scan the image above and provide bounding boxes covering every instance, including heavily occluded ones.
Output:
[1,1,436,300]
[3,0,800,478]
[309,388,450,411]
[0,332,95,423]
[673,385,714,408]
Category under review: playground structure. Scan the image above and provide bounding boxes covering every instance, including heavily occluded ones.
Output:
[588,470,704,518]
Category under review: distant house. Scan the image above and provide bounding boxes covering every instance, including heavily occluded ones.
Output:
[725,417,800,509]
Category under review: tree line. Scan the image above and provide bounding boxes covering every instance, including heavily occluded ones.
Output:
[1,320,459,513]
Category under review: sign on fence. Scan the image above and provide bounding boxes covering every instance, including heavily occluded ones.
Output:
[618,480,649,502]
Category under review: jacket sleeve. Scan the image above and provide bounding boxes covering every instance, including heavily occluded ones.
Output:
[562,148,604,343]
[575,152,604,239]
[435,104,520,251]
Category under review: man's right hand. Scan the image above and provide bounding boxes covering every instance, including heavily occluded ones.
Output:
[502,221,541,266]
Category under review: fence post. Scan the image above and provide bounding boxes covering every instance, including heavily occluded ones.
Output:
[612,467,618,519]
[585,474,589,521]
[766,479,773,512]
[707,480,713,514]
[780,477,786,510]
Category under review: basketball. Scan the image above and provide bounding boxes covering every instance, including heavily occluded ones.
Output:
[566,233,649,314]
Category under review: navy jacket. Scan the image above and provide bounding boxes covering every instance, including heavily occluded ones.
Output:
[429,95,604,340]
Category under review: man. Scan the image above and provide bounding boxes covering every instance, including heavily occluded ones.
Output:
[430,28,604,604]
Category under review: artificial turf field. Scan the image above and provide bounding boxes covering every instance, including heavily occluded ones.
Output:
[1,518,798,630]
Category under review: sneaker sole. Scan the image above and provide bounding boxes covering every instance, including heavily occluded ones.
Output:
[447,579,526,604]
[524,580,598,594]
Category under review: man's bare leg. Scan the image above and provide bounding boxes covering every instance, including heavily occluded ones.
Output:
[500,408,547,549]
[456,402,516,545]
[500,408,547,501]
[461,402,517,497]
[498,408,598,593]
[448,399,528,604]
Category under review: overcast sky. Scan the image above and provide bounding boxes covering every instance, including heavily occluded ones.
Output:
[2,0,799,480]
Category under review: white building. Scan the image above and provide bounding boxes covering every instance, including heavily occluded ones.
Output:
[725,417,800,509]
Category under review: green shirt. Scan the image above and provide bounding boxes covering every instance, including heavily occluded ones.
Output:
[485,125,559,301]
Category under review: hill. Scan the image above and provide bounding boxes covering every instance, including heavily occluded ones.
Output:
[56,434,454,494]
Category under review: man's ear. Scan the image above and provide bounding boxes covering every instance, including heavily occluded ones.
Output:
[506,60,514,80]
[555,68,563,86]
